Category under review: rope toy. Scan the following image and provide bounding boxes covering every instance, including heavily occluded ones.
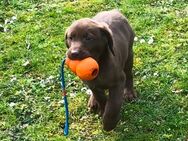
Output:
[60,57,99,136]
[60,59,69,136]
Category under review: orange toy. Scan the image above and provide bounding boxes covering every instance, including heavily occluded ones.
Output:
[65,57,99,81]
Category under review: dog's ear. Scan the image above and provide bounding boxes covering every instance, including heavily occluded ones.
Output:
[98,23,114,56]
[65,28,69,48]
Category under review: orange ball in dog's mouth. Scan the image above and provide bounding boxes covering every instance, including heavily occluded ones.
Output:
[65,57,99,81]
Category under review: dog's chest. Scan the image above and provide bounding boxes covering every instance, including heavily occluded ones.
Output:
[84,67,124,89]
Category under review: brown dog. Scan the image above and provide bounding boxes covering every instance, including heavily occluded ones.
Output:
[65,9,136,131]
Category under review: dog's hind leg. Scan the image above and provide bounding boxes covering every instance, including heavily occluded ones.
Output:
[124,47,137,101]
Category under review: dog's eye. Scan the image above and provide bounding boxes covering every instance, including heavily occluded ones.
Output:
[84,36,93,41]
[68,36,73,40]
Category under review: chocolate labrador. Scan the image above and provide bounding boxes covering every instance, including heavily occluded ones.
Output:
[65,9,136,131]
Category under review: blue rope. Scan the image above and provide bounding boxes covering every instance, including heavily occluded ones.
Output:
[60,58,69,136]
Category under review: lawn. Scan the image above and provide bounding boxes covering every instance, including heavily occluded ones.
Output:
[0,0,188,140]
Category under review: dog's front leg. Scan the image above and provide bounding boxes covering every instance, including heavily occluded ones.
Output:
[88,88,106,115]
[102,83,124,131]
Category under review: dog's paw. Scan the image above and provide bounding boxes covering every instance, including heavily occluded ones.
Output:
[88,95,100,114]
[123,89,137,101]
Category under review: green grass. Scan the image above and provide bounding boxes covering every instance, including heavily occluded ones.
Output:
[0,0,188,140]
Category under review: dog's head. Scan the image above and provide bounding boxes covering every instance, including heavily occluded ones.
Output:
[65,18,114,61]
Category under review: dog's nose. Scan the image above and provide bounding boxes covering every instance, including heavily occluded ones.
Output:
[70,49,80,59]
